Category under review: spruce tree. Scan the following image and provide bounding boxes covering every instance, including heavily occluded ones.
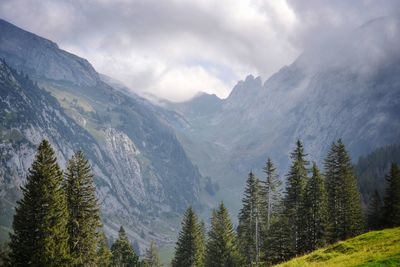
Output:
[325,140,364,242]
[302,163,329,252]
[282,139,309,257]
[264,211,292,265]
[205,202,243,267]
[142,241,162,267]
[260,158,282,231]
[382,163,400,227]
[111,226,139,267]
[172,207,205,267]
[237,172,263,265]
[97,232,112,267]
[9,140,70,267]
[65,151,101,266]
[367,190,383,230]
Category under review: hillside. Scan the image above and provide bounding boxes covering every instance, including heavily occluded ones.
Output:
[0,18,204,249]
[275,227,400,267]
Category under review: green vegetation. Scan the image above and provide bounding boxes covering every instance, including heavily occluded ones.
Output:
[275,227,400,267]
[9,140,70,266]
[4,140,143,266]
[171,207,205,267]
[110,226,139,267]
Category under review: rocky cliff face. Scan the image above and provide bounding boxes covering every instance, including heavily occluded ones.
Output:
[0,20,202,249]
[0,19,99,86]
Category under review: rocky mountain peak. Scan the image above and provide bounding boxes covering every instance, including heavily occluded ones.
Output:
[0,18,100,86]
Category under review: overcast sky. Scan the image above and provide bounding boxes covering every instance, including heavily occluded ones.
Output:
[0,0,399,102]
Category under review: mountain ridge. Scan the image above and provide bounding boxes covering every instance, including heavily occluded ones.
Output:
[0,19,204,250]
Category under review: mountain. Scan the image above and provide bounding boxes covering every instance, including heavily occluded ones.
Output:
[355,144,400,206]
[167,17,400,214]
[0,19,203,249]
[275,227,400,266]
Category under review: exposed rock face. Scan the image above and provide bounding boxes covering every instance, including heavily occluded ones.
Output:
[0,19,99,86]
[0,20,202,248]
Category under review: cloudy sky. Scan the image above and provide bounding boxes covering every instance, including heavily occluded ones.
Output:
[0,0,399,101]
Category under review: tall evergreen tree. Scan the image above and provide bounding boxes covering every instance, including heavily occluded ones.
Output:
[237,172,263,265]
[65,151,101,266]
[382,163,400,227]
[205,202,243,267]
[325,139,364,242]
[282,139,309,257]
[260,158,282,231]
[97,232,112,267]
[111,226,139,267]
[142,241,162,267]
[259,158,282,264]
[9,140,70,267]
[264,210,292,265]
[172,207,205,267]
[302,163,329,252]
[367,190,383,230]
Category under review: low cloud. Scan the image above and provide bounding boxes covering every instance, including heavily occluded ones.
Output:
[0,0,399,101]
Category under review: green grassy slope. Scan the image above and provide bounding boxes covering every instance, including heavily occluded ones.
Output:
[275,227,400,267]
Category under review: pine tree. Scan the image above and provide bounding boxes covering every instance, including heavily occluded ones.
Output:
[65,151,101,266]
[302,162,329,252]
[111,226,139,267]
[324,141,340,242]
[325,140,364,242]
[9,140,70,266]
[260,158,282,231]
[142,241,162,267]
[237,172,263,265]
[259,158,282,264]
[382,163,400,227]
[367,190,383,230]
[97,232,112,267]
[282,139,309,257]
[172,207,205,267]
[264,211,292,265]
[205,202,243,267]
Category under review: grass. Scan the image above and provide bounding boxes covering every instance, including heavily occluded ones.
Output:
[275,227,400,267]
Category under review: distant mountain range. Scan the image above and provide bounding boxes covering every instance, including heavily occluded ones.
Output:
[165,16,400,213]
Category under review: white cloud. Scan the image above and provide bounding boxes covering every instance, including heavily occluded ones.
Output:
[0,0,398,101]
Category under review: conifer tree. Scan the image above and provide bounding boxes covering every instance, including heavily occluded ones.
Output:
[264,211,292,265]
[111,226,139,267]
[282,140,309,256]
[9,140,70,266]
[260,158,282,231]
[367,190,383,230]
[302,163,329,252]
[142,241,162,267]
[382,163,400,227]
[325,140,364,242]
[205,202,243,267]
[65,151,101,266]
[172,207,205,267]
[97,232,112,267]
[237,172,263,265]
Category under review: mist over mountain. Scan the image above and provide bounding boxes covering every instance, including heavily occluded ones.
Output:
[167,16,400,213]
[0,18,203,249]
